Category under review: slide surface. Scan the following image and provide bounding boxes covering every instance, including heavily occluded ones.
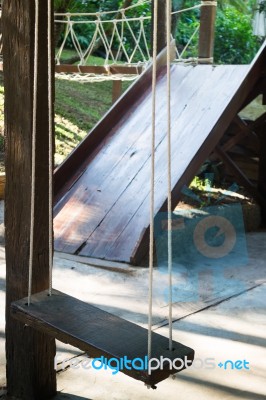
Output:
[54,43,266,264]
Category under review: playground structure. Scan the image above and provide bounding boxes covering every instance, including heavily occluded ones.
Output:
[53,47,266,265]
[53,0,205,82]
[2,0,266,399]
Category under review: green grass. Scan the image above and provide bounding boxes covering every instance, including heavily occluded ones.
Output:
[0,55,132,166]
[54,78,114,164]
[56,48,122,66]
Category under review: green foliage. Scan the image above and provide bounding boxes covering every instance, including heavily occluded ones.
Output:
[190,175,213,192]
[214,6,260,64]
[175,8,200,58]
[55,1,261,65]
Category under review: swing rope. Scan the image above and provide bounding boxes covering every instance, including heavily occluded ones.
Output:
[48,0,53,296]
[28,0,39,306]
[147,0,158,362]
[28,0,174,356]
[148,0,174,359]
[166,0,173,352]
[28,0,53,304]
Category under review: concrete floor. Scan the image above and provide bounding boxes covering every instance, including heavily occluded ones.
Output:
[0,200,265,399]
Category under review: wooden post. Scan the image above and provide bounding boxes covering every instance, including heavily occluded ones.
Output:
[3,1,57,398]
[258,122,266,224]
[112,80,122,104]
[151,0,167,54]
[198,0,217,63]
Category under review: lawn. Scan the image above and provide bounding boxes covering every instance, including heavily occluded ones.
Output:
[0,67,131,167]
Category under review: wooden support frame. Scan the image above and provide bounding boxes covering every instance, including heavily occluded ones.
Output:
[55,64,144,75]
[112,80,122,104]
[221,115,258,153]
[256,114,266,223]
[198,0,217,63]
[3,1,57,398]
[215,145,266,211]
[152,0,167,54]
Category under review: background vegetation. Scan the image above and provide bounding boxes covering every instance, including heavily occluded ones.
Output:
[0,0,264,166]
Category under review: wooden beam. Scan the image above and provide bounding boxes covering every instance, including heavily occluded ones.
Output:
[3,1,56,398]
[11,289,195,388]
[54,46,169,202]
[257,121,266,223]
[222,116,258,153]
[152,0,167,54]
[215,146,266,208]
[239,77,266,110]
[198,0,217,63]
[112,80,122,104]
[55,64,143,75]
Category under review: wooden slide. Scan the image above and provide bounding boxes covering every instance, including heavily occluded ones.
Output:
[54,42,266,265]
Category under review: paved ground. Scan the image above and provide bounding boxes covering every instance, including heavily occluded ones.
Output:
[0,200,265,399]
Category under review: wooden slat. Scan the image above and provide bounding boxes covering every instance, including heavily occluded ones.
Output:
[55,64,144,75]
[11,289,194,388]
[54,42,266,264]
[215,146,265,207]
[54,46,171,201]
[79,65,231,259]
[54,65,194,254]
[85,65,249,263]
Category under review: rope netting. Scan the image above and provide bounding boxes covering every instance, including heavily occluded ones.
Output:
[54,0,214,83]
[0,1,217,82]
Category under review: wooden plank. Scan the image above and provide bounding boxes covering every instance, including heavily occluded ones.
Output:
[54,65,194,254]
[11,289,195,388]
[55,64,143,75]
[54,46,170,202]
[55,42,266,264]
[239,77,266,111]
[79,65,220,259]
[3,0,57,398]
[215,146,264,206]
[112,80,122,103]
[222,116,256,153]
[257,120,266,222]
[198,0,217,63]
[90,65,249,263]
[55,252,135,274]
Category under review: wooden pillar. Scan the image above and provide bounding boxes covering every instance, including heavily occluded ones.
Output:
[3,1,57,398]
[198,0,217,63]
[151,0,167,54]
[112,80,122,104]
[258,122,266,224]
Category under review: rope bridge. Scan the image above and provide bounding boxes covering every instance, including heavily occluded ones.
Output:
[0,1,217,81]
[55,0,211,83]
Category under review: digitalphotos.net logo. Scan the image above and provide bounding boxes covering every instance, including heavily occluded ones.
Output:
[54,354,250,375]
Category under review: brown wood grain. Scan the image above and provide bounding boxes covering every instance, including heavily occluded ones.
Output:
[55,64,144,75]
[3,0,57,398]
[54,43,266,264]
[11,289,195,388]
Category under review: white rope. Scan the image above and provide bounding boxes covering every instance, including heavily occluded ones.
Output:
[28,0,39,305]
[148,0,158,362]
[200,1,217,6]
[54,0,151,18]
[55,72,139,83]
[166,0,173,352]
[171,4,202,15]
[48,0,53,295]
[54,1,208,82]
[176,24,200,60]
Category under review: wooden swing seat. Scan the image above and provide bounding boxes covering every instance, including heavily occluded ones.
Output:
[11,289,194,387]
